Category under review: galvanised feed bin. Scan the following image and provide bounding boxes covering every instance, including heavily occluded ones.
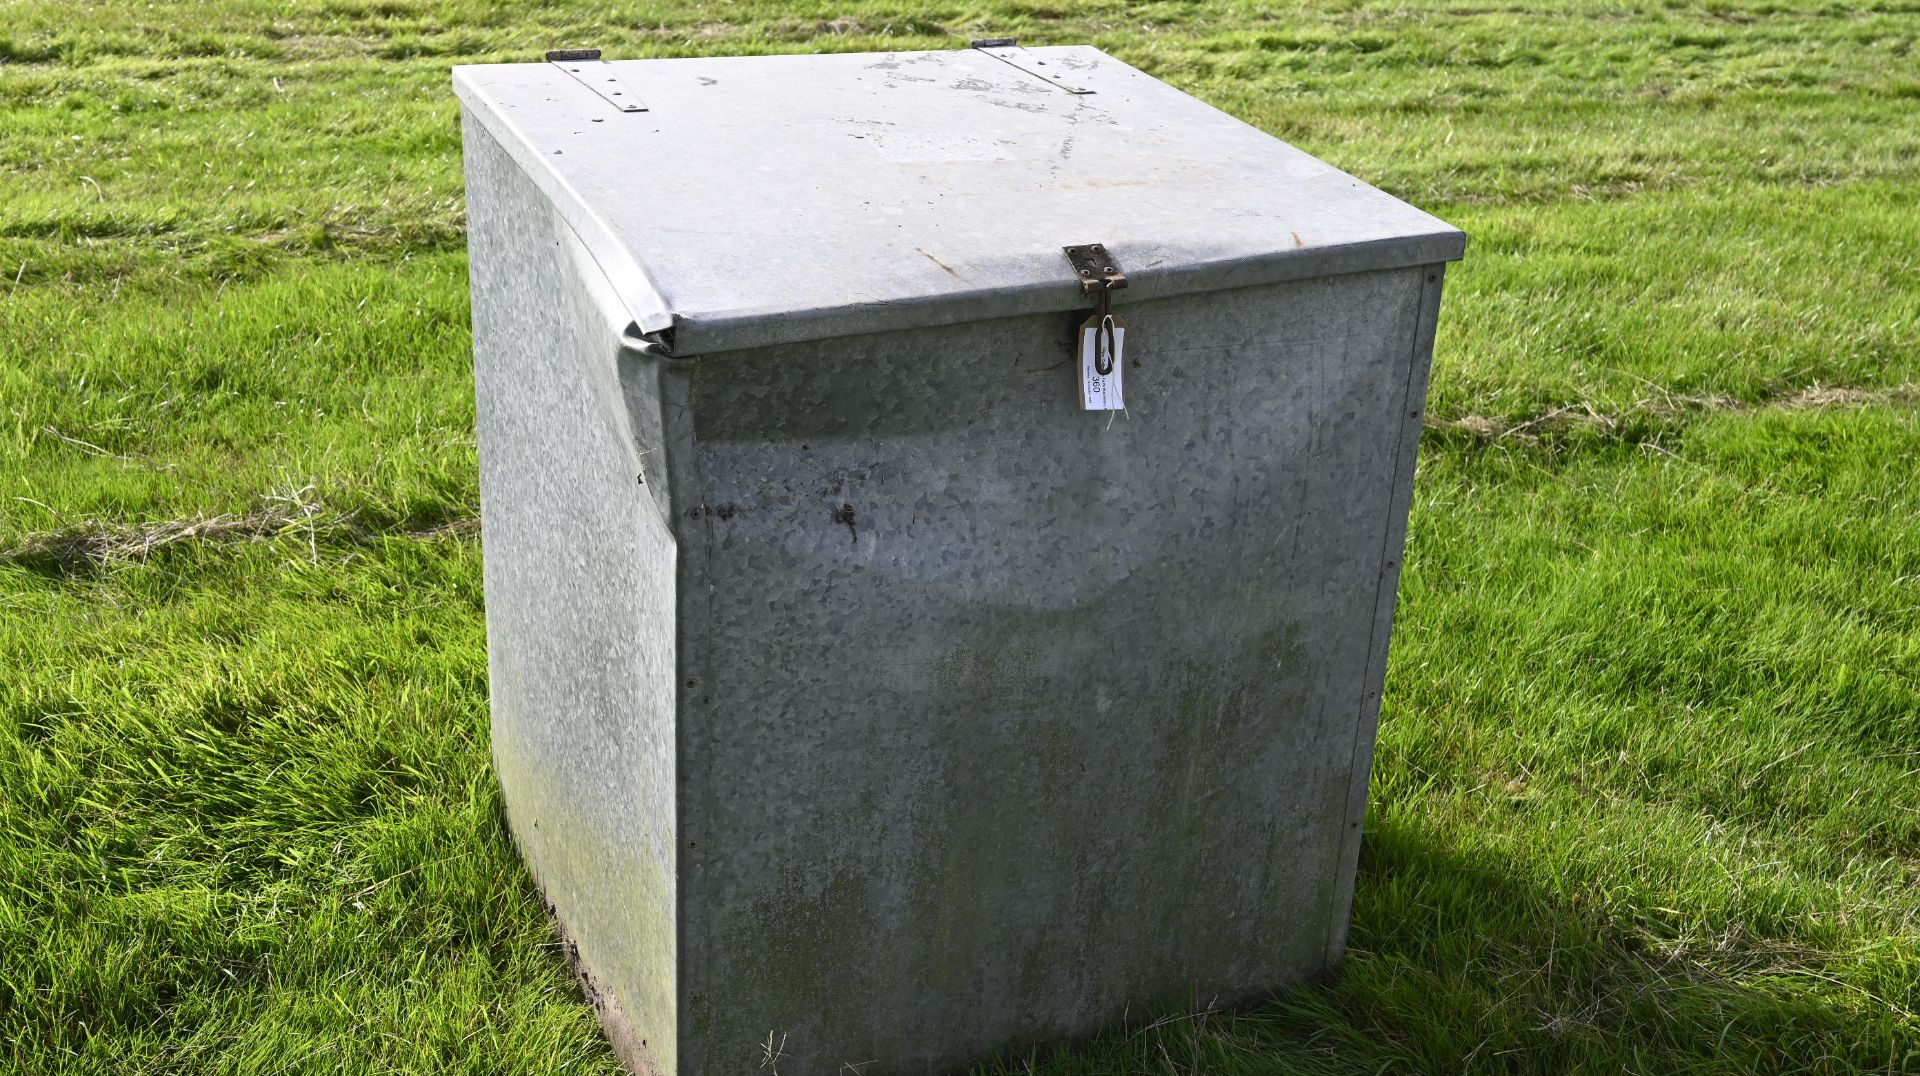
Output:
[454,42,1462,1076]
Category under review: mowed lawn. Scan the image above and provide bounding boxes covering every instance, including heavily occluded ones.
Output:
[3,1,1918,1072]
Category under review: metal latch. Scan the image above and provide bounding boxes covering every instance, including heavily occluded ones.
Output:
[970,38,1096,95]
[1064,243,1127,296]
[1065,243,1127,371]
[1064,244,1129,407]
[546,48,647,113]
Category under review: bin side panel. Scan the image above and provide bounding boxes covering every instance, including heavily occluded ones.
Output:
[676,267,1432,1075]
[463,112,679,1075]
[1323,265,1445,968]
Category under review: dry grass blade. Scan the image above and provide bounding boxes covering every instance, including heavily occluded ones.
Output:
[1431,383,1920,442]
[0,503,479,569]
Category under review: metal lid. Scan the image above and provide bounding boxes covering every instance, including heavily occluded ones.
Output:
[453,46,1465,358]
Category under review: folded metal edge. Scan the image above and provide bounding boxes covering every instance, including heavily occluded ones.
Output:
[661,231,1466,358]
[453,66,677,347]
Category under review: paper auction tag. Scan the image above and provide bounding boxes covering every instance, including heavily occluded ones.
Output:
[1078,313,1127,411]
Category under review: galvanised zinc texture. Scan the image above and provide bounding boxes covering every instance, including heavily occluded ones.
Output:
[464,116,681,1075]
[451,46,1464,356]
[458,43,1457,1076]
[676,268,1441,1076]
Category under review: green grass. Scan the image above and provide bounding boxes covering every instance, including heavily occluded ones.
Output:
[2,1,1917,1072]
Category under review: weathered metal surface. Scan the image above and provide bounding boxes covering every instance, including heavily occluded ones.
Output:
[458,43,1460,1076]
[671,267,1441,1076]
[464,115,679,1076]
[451,46,1464,356]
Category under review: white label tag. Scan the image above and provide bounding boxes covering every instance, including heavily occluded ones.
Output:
[1079,315,1126,411]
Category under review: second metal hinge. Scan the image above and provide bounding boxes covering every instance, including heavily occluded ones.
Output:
[969,38,1095,95]
[547,48,647,113]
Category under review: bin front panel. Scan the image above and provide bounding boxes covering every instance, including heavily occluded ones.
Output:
[674,266,1436,1074]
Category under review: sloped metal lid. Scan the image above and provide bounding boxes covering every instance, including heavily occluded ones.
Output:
[453,46,1465,357]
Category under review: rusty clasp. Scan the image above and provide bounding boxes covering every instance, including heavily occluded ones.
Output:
[1064,243,1127,297]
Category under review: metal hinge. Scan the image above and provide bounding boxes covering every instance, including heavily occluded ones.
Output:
[546,48,647,113]
[969,38,1095,95]
[1064,243,1127,296]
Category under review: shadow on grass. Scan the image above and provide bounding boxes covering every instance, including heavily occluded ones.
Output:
[974,816,1912,1075]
